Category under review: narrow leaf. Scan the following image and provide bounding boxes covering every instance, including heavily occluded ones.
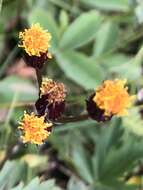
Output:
[79,0,129,12]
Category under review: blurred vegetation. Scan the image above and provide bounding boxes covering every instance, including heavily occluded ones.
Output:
[1,0,143,189]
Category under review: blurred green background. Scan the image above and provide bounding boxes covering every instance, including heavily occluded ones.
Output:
[1,0,143,189]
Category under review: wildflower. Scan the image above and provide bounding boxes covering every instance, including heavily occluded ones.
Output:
[86,94,113,122]
[87,79,134,122]
[19,23,52,69]
[126,176,141,185]
[35,78,66,120]
[18,112,52,145]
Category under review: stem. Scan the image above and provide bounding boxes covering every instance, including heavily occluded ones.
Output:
[36,69,42,96]
[56,113,89,123]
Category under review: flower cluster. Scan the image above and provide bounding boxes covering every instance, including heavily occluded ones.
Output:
[18,23,66,145]
[18,23,135,145]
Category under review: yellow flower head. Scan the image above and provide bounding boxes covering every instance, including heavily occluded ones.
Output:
[19,23,52,57]
[40,78,66,104]
[93,79,135,116]
[18,112,52,145]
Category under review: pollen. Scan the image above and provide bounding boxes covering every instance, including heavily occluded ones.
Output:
[19,23,52,57]
[18,112,52,145]
[93,79,135,116]
[40,78,66,104]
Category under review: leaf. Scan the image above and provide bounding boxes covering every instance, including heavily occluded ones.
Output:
[0,161,25,189]
[11,183,24,190]
[60,11,102,50]
[123,108,143,137]
[92,119,143,185]
[23,178,62,190]
[28,8,59,51]
[0,76,37,104]
[56,50,104,89]
[59,10,69,33]
[95,181,136,190]
[100,138,143,183]
[51,120,96,162]
[23,178,39,190]
[0,0,19,24]
[101,54,141,81]
[54,120,96,133]
[135,2,143,24]
[67,177,88,190]
[92,119,124,180]
[93,21,119,57]
[79,0,130,12]
[72,144,93,184]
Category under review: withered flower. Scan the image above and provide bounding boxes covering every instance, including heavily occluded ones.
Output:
[35,78,66,120]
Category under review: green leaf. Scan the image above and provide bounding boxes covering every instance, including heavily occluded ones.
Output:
[92,119,143,185]
[92,119,124,180]
[28,8,59,51]
[67,177,87,190]
[133,46,143,65]
[51,120,96,162]
[79,0,130,12]
[11,183,24,190]
[60,11,102,50]
[93,21,119,57]
[101,54,141,81]
[0,76,37,104]
[54,120,96,133]
[100,138,143,182]
[23,178,62,190]
[23,178,39,190]
[56,50,104,89]
[59,10,69,33]
[94,181,136,190]
[0,161,25,189]
[123,108,143,137]
[72,145,93,184]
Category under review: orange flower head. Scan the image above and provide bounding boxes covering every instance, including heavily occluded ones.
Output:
[18,112,52,145]
[19,23,52,57]
[40,78,66,104]
[93,79,135,117]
